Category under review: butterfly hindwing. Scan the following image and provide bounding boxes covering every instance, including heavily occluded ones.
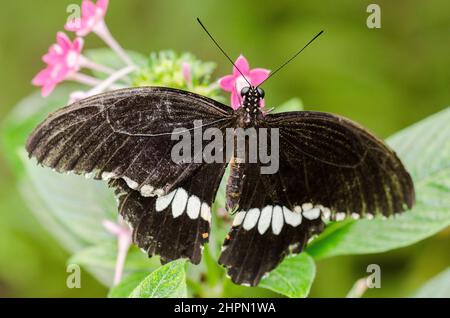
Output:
[219,162,325,286]
[110,160,227,264]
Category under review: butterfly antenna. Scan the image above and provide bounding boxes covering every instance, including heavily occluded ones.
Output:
[197,18,252,87]
[258,30,324,87]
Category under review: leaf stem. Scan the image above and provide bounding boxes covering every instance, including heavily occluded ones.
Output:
[68,73,102,86]
[113,231,132,285]
[79,55,116,75]
[102,218,132,285]
[87,65,135,95]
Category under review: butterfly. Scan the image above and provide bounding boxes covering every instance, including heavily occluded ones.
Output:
[26,83,415,286]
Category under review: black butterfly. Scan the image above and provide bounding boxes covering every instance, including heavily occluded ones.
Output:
[26,84,414,286]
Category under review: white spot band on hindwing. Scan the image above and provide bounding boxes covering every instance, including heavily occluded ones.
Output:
[200,203,211,222]
[232,211,246,227]
[154,188,211,222]
[271,206,284,235]
[104,173,160,197]
[155,189,176,212]
[122,176,138,189]
[257,206,272,235]
[140,184,155,197]
[186,195,201,219]
[233,204,304,235]
[243,208,260,231]
[233,203,363,235]
[172,188,189,218]
[283,206,302,227]
[302,207,321,220]
[101,171,116,180]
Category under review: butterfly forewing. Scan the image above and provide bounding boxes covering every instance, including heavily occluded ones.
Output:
[26,87,233,196]
[267,111,415,216]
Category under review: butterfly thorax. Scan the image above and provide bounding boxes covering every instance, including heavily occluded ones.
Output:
[236,86,264,128]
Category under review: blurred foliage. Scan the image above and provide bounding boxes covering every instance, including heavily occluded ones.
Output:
[0,0,449,297]
[413,267,450,298]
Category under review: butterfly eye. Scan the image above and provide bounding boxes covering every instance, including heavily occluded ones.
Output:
[256,87,265,98]
[240,87,250,97]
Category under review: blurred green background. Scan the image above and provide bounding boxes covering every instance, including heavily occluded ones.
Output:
[0,0,449,297]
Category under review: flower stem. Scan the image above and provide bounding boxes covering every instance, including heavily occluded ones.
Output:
[79,55,116,75]
[93,20,135,67]
[113,231,132,285]
[68,73,102,86]
[102,218,132,286]
[88,65,136,95]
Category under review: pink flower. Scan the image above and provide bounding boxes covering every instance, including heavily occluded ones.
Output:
[219,55,270,110]
[32,32,84,97]
[182,62,192,85]
[65,0,109,37]
[65,0,133,67]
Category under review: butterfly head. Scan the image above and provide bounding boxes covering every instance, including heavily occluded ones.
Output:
[240,86,264,115]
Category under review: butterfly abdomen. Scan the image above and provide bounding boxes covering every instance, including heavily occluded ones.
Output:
[226,156,245,212]
[226,107,262,212]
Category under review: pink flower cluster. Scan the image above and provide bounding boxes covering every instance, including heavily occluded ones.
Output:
[32,0,269,111]
[32,0,134,98]
[33,33,84,97]
[65,0,109,36]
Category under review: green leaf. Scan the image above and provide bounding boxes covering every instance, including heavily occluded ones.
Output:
[307,107,450,259]
[259,253,315,298]
[273,98,304,113]
[20,153,116,250]
[129,260,188,298]
[413,267,450,298]
[108,271,152,298]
